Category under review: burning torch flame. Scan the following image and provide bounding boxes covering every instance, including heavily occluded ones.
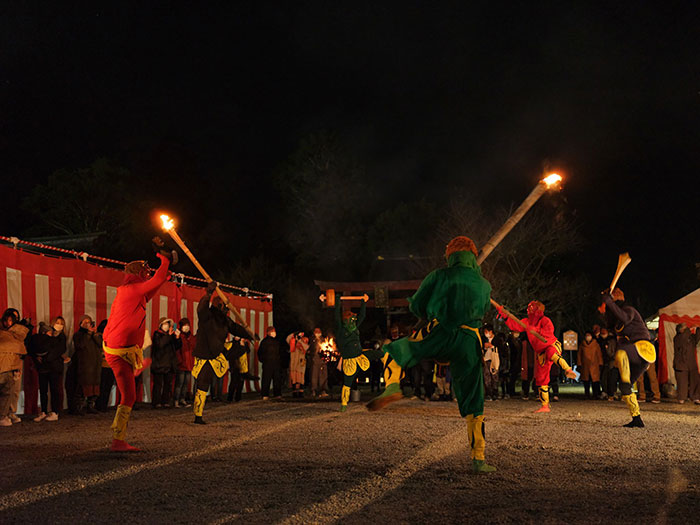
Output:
[160,214,174,231]
[541,173,563,188]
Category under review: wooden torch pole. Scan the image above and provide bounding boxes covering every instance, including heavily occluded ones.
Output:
[161,216,259,340]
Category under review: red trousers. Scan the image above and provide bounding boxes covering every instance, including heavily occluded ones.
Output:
[534,346,558,386]
[105,353,136,407]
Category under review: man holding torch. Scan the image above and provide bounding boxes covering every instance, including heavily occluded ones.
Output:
[102,238,176,452]
[191,281,252,424]
[496,301,576,413]
[601,288,655,427]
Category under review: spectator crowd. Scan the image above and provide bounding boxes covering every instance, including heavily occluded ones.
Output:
[1,306,699,427]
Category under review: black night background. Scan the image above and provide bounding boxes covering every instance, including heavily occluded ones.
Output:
[2,2,699,329]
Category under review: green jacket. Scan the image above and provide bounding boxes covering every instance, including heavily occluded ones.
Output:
[335,299,366,359]
[408,251,491,330]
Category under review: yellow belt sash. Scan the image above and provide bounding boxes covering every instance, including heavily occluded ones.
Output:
[192,354,230,379]
[103,343,144,371]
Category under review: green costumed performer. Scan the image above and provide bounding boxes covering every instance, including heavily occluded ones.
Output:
[367,236,496,473]
[335,296,371,412]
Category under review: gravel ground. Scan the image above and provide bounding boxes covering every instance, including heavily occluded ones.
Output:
[1,390,699,524]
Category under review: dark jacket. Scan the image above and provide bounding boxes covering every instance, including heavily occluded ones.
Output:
[29,332,65,375]
[151,330,182,374]
[603,294,650,342]
[72,327,103,385]
[673,328,697,371]
[258,336,282,365]
[494,333,510,375]
[193,291,251,361]
[507,333,522,378]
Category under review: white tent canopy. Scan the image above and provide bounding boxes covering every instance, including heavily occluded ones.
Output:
[657,288,700,386]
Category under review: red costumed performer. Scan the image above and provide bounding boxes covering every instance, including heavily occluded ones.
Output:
[499,301,576,412]
[102,239,174,452]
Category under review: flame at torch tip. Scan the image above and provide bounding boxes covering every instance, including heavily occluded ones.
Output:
[541,173,563,188]
[160,214,174,231]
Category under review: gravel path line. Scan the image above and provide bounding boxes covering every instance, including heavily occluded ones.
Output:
[275,426,466,525]
[0,400,300,476]
[0,403,350,513]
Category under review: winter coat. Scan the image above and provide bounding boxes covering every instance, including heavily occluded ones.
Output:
[29,332,66,375]
[287,333,309,385]
[72,328,103,386]
[599,336,617,369]
[507,333,522,378]
[258,336,282,365]
[193,291,251,361]
[673,329,697,371]
[0,324,29,374]
[495,333,509,375]
[151,330,182,374]
[577,339,603,381]
[521,339,534,380]
[177,332,196,371]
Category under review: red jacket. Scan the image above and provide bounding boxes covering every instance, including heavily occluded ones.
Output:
[505,315,557,354]
[177,332,196,371]
[103,254,170,348]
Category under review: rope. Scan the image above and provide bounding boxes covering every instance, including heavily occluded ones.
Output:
[0,235,272,299]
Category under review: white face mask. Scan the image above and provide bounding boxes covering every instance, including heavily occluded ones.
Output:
[269,331,277,338]
[182,325,190,333]
[585,336,592,342]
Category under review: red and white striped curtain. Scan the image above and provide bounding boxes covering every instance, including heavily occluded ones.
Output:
[0,244,273,412]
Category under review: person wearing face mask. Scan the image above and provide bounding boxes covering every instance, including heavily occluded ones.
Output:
[309,328,330,398]
[71,315,103,414]
[0,309,32,427]
[258,326,283,399]
[601,288,656,427]
[481,324,500,402]
[28,321,65,421]
[174,318,195,407]
[287,331,309,398]
[191,281,252,424]
[497,300,576,413]
[577,331,603,399]
[672,323,699,405]
[151,318,181,408]
[102,238,174,451]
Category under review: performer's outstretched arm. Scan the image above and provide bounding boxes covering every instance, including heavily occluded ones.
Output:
[357,298,367,326]
[136,253,171,300]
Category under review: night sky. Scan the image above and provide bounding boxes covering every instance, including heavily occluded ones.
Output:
[2,2,699,313]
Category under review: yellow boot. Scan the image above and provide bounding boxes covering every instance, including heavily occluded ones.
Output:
[467,414,496,473]
[622,393,645,427]
[340,386,351,412]
[535,386,550,413]
[193,389,207,424]
[366,354,403,411]
[110,405,140,452]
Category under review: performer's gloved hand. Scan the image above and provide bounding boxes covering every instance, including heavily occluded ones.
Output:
[206,280,218,294]
[565,368,577,380]
[496,305,507,320]
[152,236,178,265]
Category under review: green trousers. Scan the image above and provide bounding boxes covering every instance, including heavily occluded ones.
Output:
[385,323,484,417]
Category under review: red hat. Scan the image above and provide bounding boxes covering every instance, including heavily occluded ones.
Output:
[343,310,357,320]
